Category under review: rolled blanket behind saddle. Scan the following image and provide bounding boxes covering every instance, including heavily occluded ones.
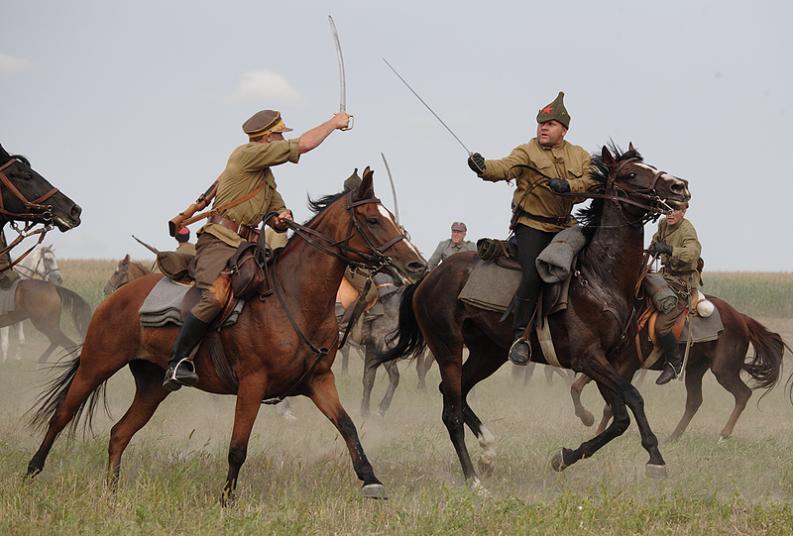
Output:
[535,226,586,284]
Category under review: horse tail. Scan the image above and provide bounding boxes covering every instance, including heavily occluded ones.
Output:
[26,346,111,437]
[378,279,426,363]
[56,286,93,336]
[741,314,785,395]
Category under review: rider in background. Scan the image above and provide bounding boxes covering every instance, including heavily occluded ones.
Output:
[427,222,476,269]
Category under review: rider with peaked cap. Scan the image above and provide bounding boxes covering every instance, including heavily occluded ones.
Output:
[649,201,702,385]
[467,92,599,366]
[163,108,351,391]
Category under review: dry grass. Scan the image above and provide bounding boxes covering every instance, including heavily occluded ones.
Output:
[1,263,792,534]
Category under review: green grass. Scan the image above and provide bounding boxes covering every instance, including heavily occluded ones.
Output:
[703,272,793,318]
[2,264,792,533]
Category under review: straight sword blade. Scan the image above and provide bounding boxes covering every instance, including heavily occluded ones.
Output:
[382,57,472,155]
[131,235,160,255]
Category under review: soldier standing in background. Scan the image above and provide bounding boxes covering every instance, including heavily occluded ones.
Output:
[427,222,476,269]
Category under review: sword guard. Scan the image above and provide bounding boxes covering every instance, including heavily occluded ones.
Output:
[340,115,354,131]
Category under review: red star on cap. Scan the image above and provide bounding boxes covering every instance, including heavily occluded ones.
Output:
[542,106,553,113]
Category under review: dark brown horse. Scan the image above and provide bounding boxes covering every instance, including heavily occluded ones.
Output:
[381,145,691,487]
[102,254,151,296]
[27,169,427,503]
[0,145,87,362]
[569,300,787,440]
[0,144,82,255]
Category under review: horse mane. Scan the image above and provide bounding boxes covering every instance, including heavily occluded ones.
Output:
[574,143,643,229]
[305,191,346,222]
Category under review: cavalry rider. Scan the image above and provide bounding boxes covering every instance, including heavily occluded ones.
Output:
[163,109,351,391]
[427,221,477,269]
[467,92,598,366]
[649,201,702,384]
[174,226,196,256]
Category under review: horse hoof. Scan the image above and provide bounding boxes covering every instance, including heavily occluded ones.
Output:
[550,448,568,472]
[645,463,668,479]
[478,457,494,477]
[361,483,387,500]
[470,478,491,497]
[718,435,731,443]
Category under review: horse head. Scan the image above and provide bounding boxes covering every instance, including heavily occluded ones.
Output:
[39,244,63,285]
[103,254,131,296]
[595,143,691,223]
[0,144,82,231]
[336,167,427,282]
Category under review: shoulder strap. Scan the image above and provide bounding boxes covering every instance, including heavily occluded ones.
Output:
[180,183,266,227]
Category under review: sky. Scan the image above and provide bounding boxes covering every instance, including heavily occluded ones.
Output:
[1,0,791,270]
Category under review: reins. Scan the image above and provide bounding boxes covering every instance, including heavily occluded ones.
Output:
[0,157,60,271]
[258,192,409,404]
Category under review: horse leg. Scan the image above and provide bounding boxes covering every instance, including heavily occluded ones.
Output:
[13,322,25,361]
[459,338,506,478]
[107,360,170,488]
[28,355,122,476]
[416,350,433,390]
[340,344,350,375]
[360,350,377,417]
[1,326,7,363]
[711,360,752,440]
[668,355,709,441]
[570,374,595,427]
[32,324,76,364]
[437,358,480,485]
[222,373,268,506]
[378,360,400,417]
[307,370,385,498]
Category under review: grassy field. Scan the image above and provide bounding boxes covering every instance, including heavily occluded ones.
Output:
[1,263,793,534]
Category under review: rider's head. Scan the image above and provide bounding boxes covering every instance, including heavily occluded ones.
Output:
[175,227,190,243]
[536,91,570,148]
[450,221,467,244]
[243,110,292,144]
[665,202,689,226]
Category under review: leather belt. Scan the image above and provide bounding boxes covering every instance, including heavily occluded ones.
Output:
[516,209,570,226]
[208,215,260,243]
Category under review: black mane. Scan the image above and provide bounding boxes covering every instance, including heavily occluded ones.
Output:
[304,191,347,224]
[574,143,643,228]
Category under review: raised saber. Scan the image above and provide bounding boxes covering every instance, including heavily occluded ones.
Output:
[383,58,473,156]
[380,152,400,223]
[328,15,353,130]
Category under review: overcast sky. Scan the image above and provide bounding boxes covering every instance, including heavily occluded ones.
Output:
[1,0,791,270]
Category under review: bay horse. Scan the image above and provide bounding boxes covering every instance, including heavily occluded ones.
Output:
[103,254,151,296]
[27,169,427,503]
[569,298,787,440]
[381,145,691,487]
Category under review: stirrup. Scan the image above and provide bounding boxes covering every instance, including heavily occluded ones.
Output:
[163,357,199,391]
[508,337,531,366]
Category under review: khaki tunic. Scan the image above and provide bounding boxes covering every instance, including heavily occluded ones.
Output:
[200,139,300,248]
[427,239,476,269]
[478,138,598,232]
[652,217,702,293]
[176,241,196,256]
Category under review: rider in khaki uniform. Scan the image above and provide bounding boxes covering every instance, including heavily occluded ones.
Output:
[163,108,351,390]
[649,202,702,384]
[427,222,476,269]
[174,227,196,256]
[467,92,598,365]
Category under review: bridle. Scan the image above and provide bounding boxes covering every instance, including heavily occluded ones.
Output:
[274,191,409,272]
[16,248,61,282]
[0,157,60,269]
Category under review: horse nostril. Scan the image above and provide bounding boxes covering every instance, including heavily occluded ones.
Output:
[71,204,82,219]
[671,182,684,192]
[407,261,427,273]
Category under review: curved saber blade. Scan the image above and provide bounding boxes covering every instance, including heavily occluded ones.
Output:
[328,15,346,112]
[383,57,472,155]
[380,152,400,223]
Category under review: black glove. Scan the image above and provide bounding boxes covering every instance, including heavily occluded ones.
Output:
[547,179,570,193]
[468,153,485,173]
[649,242,673,256]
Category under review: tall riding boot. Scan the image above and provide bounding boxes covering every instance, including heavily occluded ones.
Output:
[508,297,536,366]
[655,332,683,385]
[162,313,211,391]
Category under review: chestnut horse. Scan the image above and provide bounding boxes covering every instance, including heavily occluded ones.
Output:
[569,298,787,440]
[102,254,151,296]
[27,169,427,503]
[381,145,691,487]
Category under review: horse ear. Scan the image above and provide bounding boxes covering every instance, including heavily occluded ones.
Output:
[354,166,375,200]
[122,253,130,264]
[0,144,8,163]
[601,145,615,167]
[628,142,636,153]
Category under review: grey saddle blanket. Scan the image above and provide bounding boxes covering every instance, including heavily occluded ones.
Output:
[458,226,585,313]
[139,278,244,328]
[0,279,20,316]
[680,306,723,343]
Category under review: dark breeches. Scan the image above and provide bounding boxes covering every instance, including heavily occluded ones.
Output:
[514,224,556,303]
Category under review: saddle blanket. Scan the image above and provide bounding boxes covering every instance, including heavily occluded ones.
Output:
[457,261,521,313]
[139,278,244,328]
[679,305,724,343]
[0,279,20,316]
